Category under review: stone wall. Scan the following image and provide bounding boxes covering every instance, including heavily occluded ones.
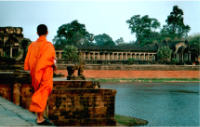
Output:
[0,71,116,126]
[49,88,116,126]
[55,64,200,79]
[0,27,24,57]
[57,64,200,70]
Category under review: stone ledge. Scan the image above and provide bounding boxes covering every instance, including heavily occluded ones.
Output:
[0,96,37,126]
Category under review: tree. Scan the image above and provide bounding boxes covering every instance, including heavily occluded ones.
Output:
[157,46,172,63]
[115,37,125,45]
[187,34,200,58]
[127,15,160,45]
[62,45,79,63]
[94,33,115,47]
[161,5,190,40]
[53,20,92,49]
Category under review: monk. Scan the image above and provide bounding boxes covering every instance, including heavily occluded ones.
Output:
[24,24,56,125]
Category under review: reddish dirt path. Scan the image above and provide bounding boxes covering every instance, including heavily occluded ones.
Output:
[55,70,200,79]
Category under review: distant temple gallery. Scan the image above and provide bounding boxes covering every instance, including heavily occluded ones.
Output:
[0,27,197,64]
[56,49,156,62]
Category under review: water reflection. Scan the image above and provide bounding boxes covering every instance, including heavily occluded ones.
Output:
[101,82,200,126]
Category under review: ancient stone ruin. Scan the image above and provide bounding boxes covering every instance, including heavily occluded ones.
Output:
[0,70,116,126]
[66,64,86,80]
[0,27,30,61]
[0,26,117,126]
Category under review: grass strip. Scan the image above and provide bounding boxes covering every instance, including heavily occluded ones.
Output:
[115,114,148,126]
[88,78,200,83]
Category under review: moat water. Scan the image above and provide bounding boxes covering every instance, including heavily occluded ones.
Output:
[101,82,200,126]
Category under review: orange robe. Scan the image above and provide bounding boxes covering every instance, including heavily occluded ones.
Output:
[24,36,56,113]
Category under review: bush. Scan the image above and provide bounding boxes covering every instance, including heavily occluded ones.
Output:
[127,58,135,64]
[157,46,172,63]
[62,45,79,64]
[171,58,179,64]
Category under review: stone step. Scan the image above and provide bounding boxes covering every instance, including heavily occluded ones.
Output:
[0,96,37,126]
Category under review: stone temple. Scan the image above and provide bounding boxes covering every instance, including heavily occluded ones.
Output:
[0,26,117,126]
[0,27,30,61]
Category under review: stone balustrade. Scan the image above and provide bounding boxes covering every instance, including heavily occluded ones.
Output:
[56,50,157,62]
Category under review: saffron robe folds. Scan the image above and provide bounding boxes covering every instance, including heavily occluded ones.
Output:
[24,36,56,113]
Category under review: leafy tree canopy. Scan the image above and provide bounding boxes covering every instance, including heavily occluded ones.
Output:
[62,45,79,63]
[115,37,125,45]
[187,34,200,56]
[157,46,172,63]
[53,20,93,49]
[127,15,160,45]
[94,33,115,47]
[161,5,190,40]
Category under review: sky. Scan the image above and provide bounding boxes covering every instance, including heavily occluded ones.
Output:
[0,0,200,43]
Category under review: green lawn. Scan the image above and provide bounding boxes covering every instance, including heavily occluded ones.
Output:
[115,114,148,126]
[89,78,200,83]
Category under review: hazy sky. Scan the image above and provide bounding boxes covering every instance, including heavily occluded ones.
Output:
[0,0,200,43]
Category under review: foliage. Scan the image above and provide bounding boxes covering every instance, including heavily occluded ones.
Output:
[53,20,93,49]
[126,15,160,45]
[161,5,190,40]
[115,37,125,45]
[94,33,115,47]
[89,78,200,83]
[171,58,179,64]
[62,45,79,63]
[115,114,148,126]
[127,58,135,64]
[187,34,200,56]
[157,46,172,63]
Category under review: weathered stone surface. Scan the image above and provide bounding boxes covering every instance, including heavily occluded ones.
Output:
[0,71,116,126]
[48,88,116,126]
[0,27,31,61]
[66,65,86,80]
[0,96,37,126]
[0,84,11,100]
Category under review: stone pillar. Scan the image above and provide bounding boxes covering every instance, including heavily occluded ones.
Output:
[119,53,123,61]
[94,53,97,61]
[149,54,153,61]
[97,53,100,60]
[83,52,86,60]
[94,52,96,60]
[144,53,146,61]
[107,53,111,61]
[110,53,114,61]
[147,53,150,61]
[138,53,140,60]
[113,53,117,60]
[0,49,3,56]
[91,52,95,60]
[88,52,90,60]
[104,53,107,61]
[132,53,136,59]
[13,83,21,106]
[129,53,132,59]
[124,53,127,60]
[10,47,13,58]
[59,51,62,59]
[101,53,105,61]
